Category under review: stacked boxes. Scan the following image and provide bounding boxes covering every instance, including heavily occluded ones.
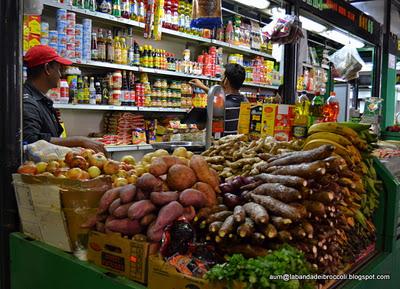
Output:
[82,19,92,61]
[23,15,42,53]
[75,24,83,60]
[66,12,76,59]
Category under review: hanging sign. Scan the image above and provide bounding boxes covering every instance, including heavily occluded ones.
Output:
[294,0,381,45]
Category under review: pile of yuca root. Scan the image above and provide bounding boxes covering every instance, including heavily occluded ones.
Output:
[86,154,220,242]
[202,134,303,179]
[200,143,376,275]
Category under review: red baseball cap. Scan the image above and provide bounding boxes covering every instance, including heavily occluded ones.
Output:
[24,45,73,68]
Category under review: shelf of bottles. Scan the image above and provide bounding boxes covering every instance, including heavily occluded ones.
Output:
[42,0,275,59]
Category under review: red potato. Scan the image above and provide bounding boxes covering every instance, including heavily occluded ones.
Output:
[119,184,136,204]
[109,198,121,215]
[150,191,179,206]
[128,200,157,220]
[147,221,164,242]
[105,218,142,236]
[98,187,122,214]
[179,189,207,208]
[183,206,196,222]
[113,202,134,218]
[150,201,184,239]
[193,182,217,207]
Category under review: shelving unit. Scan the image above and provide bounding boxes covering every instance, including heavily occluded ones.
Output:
[105,144,153,152]
[54,103,189,113]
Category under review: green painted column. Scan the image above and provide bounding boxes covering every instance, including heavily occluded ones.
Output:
[381,53,397,128]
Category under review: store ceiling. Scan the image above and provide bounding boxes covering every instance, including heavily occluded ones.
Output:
[349,0,400,36]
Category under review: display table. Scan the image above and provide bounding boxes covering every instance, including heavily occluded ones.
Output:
[9,233,399,289]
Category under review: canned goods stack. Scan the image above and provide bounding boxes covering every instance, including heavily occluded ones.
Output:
[66,12,76,59]
[40,22,49,45]
[82,19,92,61]
[56,9,67,57]
[75,24,83,60]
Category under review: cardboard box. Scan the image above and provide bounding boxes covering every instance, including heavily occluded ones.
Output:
[261,104,295,141]
[12,174,112,252]
[28,33,41,48]
[87,231,150,284]
[237,102,251,135]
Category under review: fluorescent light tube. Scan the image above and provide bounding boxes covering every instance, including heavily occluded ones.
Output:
[233,0,270,10]
[299,16,326,33]
[320,30,365,48]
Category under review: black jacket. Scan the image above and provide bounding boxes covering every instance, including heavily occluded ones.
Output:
[23,82,64,144]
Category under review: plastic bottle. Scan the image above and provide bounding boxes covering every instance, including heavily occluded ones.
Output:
[225,21,234,44]
[77,76,84,104]
[83,76,90,104]
[91,32,98,61]
[121,37,128,65]
[59,79,69,104]
[99,0,112,14]
[114,36,122,64]
[293,91,310,138]
[309,92,324,124]
[137,0,145,22]
[89,77,96,104]
[97,29,106,61]
[112,0,121,17]
[121,0,130,18]
[106,30,114,63]
[95,81,102,104]
[130,0,138,20]
[323,91,340,122]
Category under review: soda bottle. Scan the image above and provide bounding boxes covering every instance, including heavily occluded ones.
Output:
[97,29,106,61]
[89,77,97,104]
[114,36,122,64]
[309,92,324,124]
[106,30,114,63]
[323,91,340,122]
[293,91,310,138]
[112,0,121,17]
[91,32,98,61]
[95,81,102,104]
[130,0,138,20]
[121,0,130,18]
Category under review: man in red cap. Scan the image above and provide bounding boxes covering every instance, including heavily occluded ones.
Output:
[23,45,105,153]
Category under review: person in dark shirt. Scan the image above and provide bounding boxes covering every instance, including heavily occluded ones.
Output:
[189,63,247,135]
[23,45,105,153]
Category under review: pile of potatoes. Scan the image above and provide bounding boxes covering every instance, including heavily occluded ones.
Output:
[92,148,220,242]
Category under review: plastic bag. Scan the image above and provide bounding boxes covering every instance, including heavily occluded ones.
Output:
[262,14,303,45]
[328,45,364,81]
[24,139,81,162]
[191,0,222,29]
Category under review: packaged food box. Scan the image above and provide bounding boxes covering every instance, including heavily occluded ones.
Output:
[87,231,150,284]
[261,104,295,141]
[24,15,41,35]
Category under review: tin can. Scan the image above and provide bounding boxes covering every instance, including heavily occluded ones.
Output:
[49,30,58,43]
[57,20,67,34]
[66,27,75,36]
[58,33,67,46]
[66,49,75,59]
[67,19,76,29]
[56,9,67,21]
[66,34,75,43]
[67,42,75,51]
[75,49,82,59]
[75,24,83,37]
[41,22,49,38]
[58,44,67,57]
[82,19,92,30]
[66,12,76,21]
[49,42,58,50]
[40,38,49,45]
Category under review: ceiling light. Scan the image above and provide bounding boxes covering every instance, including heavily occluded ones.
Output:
[299,16,327,33]
[320,30,365,48]
[233,0,270,10]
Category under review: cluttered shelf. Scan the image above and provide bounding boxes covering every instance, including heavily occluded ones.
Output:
[42,0,275,60]
[105,144,153,152]
[54,103,190,113]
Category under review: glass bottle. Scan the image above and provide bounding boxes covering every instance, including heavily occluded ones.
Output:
[309,92,324,125]
[121,0,130,18]
[121,37,128,65]
[106,30,114,63]
[89,77,97,104]
[114,36,122,64]
[97,29,106,61]
[83,76,90,104]
[112,0,121,17]
[91,32,98,61]
[130,0,138,20]
[95,81,102,104]
[77,76,84,104]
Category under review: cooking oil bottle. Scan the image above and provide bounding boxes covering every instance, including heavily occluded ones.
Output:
[322,91,340,122]
[293,91,310,138]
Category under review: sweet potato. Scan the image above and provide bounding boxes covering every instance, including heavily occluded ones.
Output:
[140,214,157,226]
[237,217,255,238]
[109,198,121,215]
[223,193,243,209]
[105,218,142,236]
[253,174,307,188]
[162,155,186,167]
[119,184,137,204]
[243,202,269,224]
[98,187,122,214]
[190,155,220,193]
[219,215,236,237]
[146,221,164,242]
[193,182,217,207]
[269,160,327,179]
[149,158,169,177]
[96,222,105,233]
[233,205,246,223]
[150,191,178,206]
[183,206,196,222]
[250,194,301,220]
[137,173,164,193]
[152,201,184,235]
[135,189,147,201]
[179,189,207,208]
[167,164,197,191]
[128,200,157,220]
[251,183,301,203]
[113,202,134,218]
[266,145,334,168]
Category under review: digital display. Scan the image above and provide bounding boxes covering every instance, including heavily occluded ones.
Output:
[102,252,125,272]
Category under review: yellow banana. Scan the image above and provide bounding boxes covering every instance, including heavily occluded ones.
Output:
[303,139,355,166]
[305,132,353,147]
[308,122,359,140]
